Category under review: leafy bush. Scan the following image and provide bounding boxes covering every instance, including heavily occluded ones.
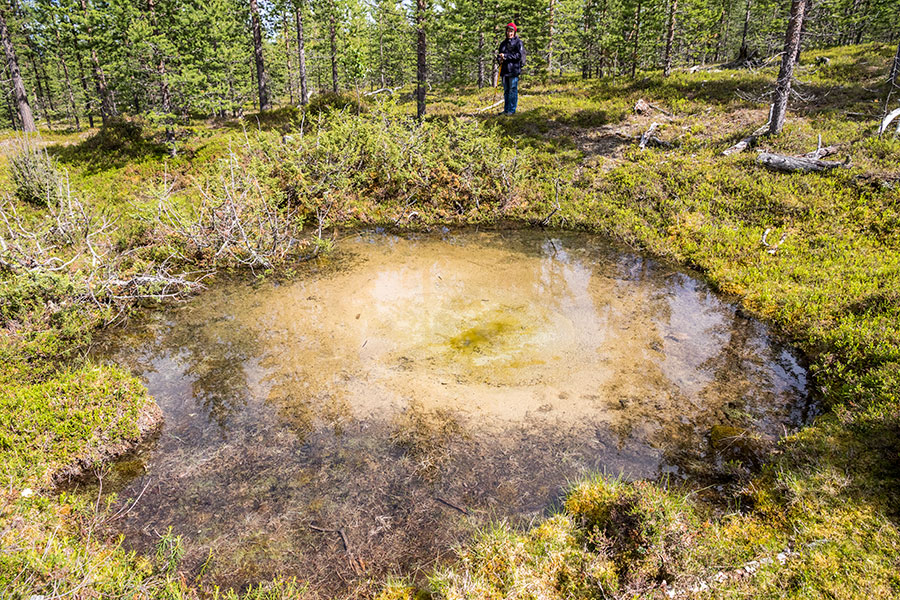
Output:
[8,139,62,206]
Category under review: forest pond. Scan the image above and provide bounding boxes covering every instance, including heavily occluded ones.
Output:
[80,229,812,594]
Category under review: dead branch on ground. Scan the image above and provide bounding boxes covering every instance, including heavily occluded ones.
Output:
[757,151,850,173]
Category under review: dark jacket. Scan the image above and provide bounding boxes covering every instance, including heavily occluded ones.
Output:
[498,37,524,77]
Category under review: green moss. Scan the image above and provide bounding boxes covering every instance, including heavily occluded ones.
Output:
[0,364,157,487]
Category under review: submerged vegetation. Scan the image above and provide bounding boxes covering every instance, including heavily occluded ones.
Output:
[2,43,900,598]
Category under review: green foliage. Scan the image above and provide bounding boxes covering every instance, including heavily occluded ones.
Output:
[0,364,155,486]
[304,91,369,115]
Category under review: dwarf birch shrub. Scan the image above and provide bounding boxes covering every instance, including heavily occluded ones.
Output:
[272,103,527,217]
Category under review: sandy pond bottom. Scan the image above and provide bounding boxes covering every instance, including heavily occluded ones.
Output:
[82,230,810,594]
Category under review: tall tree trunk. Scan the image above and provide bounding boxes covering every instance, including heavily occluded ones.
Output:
[597,0,608,77]
[329,6,338,93]
[79,0,116,125]
[147,0,170,114]
[0,8,35,132]
[547,0,555,74]
[74,50,94,128]
[768,0,807,135]
[476,0,484,87]
[664,0,678,76]
[739,0,752,59]
[28,53,53,130]
[583,0,593,79]
[630,0,642,79]
[282,9,294,104]
[4,67,17,129]
[53,25,80,131]
[250,0,271,110]
[40,62,56,112]
[416,0,426,120]
[295,2,309,105]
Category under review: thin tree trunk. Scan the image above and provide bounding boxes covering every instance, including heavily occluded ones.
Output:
[416,0,426,120]
[250,0,271,110]
[74,50,94,128]
[664,0,678,76]
[548,0,555,74]
[79,0,115,125]
[53,25,80,130]
[28,53,53,130]
[768,0,807,135]
[0,8,35,132]
[583,0,596,79]
[329,6,338,93]
[630,0,642,78]
[476,0,484,87]
[40,61,56,112]
[282,9,294,104]
[597,0,607,78]
[739,0,751,59]
[295,2,309,105]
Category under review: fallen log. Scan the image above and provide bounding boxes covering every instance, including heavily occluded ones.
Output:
[757,152,850,173]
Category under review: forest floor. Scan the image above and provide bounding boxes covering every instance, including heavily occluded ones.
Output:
[1,42,899,599]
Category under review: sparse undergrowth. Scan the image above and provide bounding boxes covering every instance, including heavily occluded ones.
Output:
[2,43,900,598]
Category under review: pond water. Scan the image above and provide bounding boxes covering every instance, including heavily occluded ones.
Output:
[82,229,811,594]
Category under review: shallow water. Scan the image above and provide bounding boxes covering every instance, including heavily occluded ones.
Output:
[83,229,811,594]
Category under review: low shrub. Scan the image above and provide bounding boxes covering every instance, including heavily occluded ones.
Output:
[8,138,62,206]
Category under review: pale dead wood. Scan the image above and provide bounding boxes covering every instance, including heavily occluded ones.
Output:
[761,228,788,254]
[474,99,503,114]
[364,85,402,97]
[757,151,850,173]
[878,107,900,136]
[639,122,661,150]
[722,109,773,156]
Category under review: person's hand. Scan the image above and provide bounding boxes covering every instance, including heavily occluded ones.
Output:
[499,53,505,60]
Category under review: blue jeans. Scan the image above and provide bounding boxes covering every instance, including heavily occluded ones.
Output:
[503,75,518,114]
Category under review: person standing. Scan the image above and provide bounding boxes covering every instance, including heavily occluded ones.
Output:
[497,22,524,115]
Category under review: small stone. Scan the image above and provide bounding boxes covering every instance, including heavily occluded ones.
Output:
[776,552,788,564]
[21,488,34,498]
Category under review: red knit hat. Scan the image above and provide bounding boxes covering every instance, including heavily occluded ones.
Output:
[506,22,517,32]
